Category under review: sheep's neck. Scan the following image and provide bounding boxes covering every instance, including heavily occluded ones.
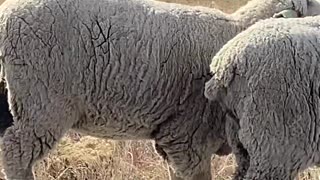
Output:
[232,0,283,29]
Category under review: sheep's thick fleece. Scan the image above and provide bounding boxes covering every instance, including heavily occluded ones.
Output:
[0,0,313,179]
[205,15,320,179]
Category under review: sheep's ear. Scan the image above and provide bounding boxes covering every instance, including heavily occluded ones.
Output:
[273,9,299,18]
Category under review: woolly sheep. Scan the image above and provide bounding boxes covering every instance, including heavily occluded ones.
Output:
[205,14,320,179]
[306,0,320,15]
[0,0,313,179]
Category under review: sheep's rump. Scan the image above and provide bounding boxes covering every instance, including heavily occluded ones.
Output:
[206,15,320,171]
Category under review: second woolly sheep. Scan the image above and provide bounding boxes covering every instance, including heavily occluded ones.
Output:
[205,14,320,180]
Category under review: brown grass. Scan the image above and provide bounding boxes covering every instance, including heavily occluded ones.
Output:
[24,132,320,180]
[0,0,319,180]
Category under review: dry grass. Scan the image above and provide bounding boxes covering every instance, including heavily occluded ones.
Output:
[32,136,168,180]
[0,0,319,180]
[31,133,237,180]
[20,132,320,180]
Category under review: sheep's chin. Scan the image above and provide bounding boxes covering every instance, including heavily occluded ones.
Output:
[273,9,299,18]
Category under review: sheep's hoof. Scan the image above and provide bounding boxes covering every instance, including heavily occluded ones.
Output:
[273,9,299,18]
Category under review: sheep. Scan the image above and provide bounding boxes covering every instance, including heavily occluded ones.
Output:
[205,13,320,179]
[305,0,320,15]
[0,0,313,179]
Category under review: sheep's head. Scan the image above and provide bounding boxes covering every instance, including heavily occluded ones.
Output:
[274,0,320,18]
[276,0,308,17]
[231,0,311,27]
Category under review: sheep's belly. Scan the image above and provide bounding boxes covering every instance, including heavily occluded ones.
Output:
[72,109,156,140]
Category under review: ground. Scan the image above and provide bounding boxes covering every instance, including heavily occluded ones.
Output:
[0,0,320,179]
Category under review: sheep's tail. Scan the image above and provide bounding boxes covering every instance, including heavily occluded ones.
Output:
[204,77,227,102]
[0,60,13,137]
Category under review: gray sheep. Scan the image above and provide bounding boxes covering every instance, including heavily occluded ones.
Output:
[205,13,320,180]
[0,0,313,179]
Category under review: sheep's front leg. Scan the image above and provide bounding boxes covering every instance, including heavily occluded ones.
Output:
[1,96,82,180]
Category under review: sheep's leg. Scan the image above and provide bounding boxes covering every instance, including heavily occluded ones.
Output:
[1,97,81,180]
[154,143,185,180]
[238,134,296,180]
[167,167,211,180]
[225,112,250,180]
[166,156,211,180]
[154,143,183,180]
[154,134,211,180]
[168,168,184,180]
[243,163,295,180]
[239,136,298,180]
[236,99,301,180]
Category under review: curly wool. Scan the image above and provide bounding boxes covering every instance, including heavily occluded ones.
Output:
[0,0,314,179]
[205,15,320,179]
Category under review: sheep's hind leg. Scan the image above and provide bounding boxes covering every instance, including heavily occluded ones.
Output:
[238,104,298,180]
[165,154,211,180]
[168,168,184,180]
[243,162,295,180]
[153,125,212,180]
[225,112,250,180]
[1,97,82,180]
[167,166,211,180]
[154,143,184,180]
